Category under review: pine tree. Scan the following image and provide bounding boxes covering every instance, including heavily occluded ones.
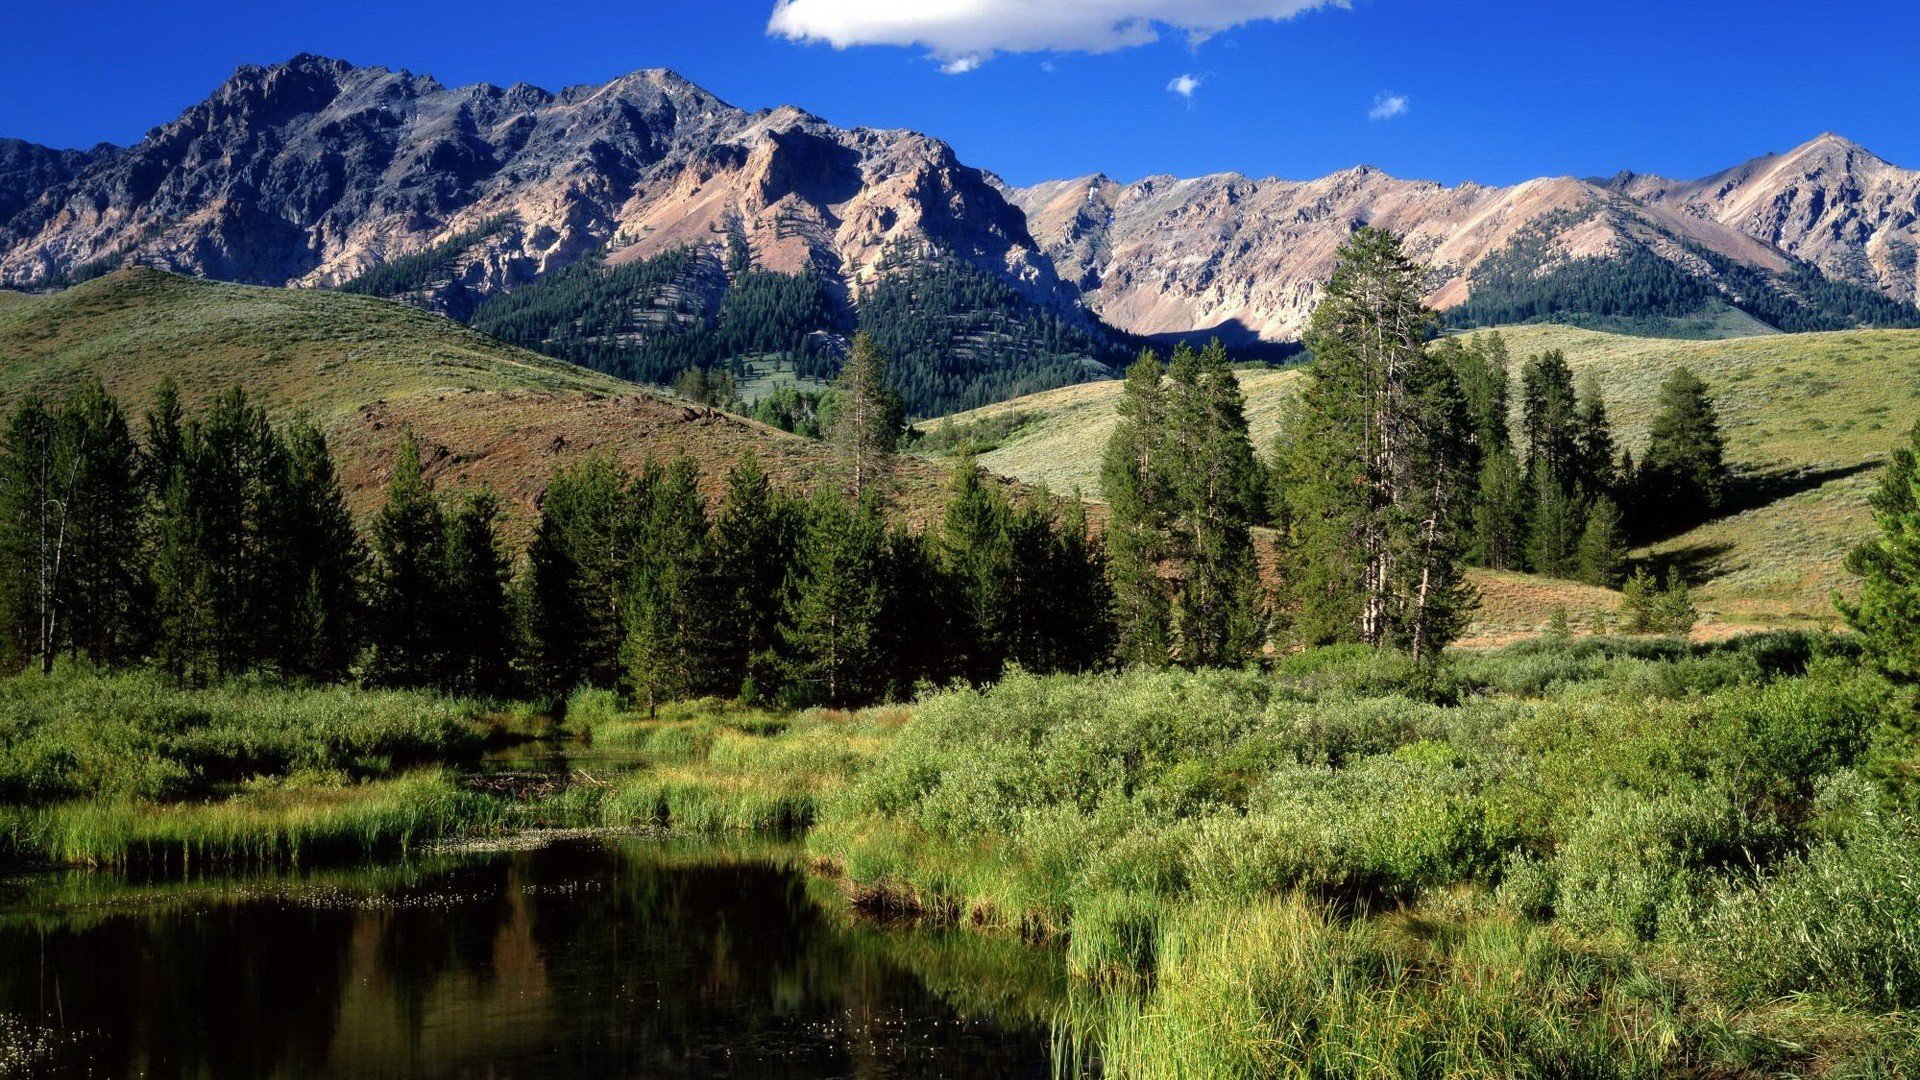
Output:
[623,459,715,716]
[824,332,904,499]
[1166,341,1266,666]
[0,397,64,673]
[266,420,364,682]
[524,455,639,696]
[1527,469,1582,579]
[1574,375,1618,498]
[1575,495,1628,588]
[442,492,515,696]
[940,448,1015,680]
[1472,445,1530,570]
[1276,228,1477,659]
[1100,351,1175,665]
[366,434,449,688]
[57,378,146,668]
[1620,568,1660,634]
[709,451,801,700]
[1636,368,1729,535]
[1838,422,1920,683]
[781,491,888,707]
[1520,350,1580,487]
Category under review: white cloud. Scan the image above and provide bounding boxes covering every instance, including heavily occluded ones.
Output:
[1167,72,1202,99]
[767,0,1344,72]
[1369,92,1409,121]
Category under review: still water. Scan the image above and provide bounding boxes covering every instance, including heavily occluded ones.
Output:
[0,837,1082,1078]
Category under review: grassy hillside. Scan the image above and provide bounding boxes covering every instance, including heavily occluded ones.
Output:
[0,270,948,531]
[927,325,1920,633]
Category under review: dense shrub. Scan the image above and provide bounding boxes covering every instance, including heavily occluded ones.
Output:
[1705,815,1920,1011]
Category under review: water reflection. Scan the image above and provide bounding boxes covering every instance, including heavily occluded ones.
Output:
[0,838,1078,1078]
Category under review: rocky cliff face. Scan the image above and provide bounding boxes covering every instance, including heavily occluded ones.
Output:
[1607,133,1920,310]
[0,54,1071,320]
[1008,165,1815,343]
[0,55,1913,347]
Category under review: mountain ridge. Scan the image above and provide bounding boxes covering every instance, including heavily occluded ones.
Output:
[1,55,1915,375]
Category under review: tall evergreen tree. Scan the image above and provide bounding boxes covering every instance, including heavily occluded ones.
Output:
[1472,445,1530,570]
[56,378,146,668]
[1635,367,1729,534]
[1574,374,1618,498]
[623,458,715,715]
[442,491,515,696]
[1275,228,1476,659]
[709,451,801,700]
[1527,469,1582,579]
[0,397,65,673]
[940,448,1015,681]
[365,434,449,688]
[782,491,889,707]
[1839,422,1920,683]
[824,332,904,499]
[266,420,364,682]
[1100,351,1175,666]
[1520,350,1581,488]
[1165,341,1266,667]
[523,455,639,696]
[1576,494,1629,588]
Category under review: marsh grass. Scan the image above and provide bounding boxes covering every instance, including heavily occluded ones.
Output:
[1,770,507,867]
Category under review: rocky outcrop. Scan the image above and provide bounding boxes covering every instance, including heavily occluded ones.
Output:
[0,55,1912,346]
[0,54,1072,320]
[1607,133,1920,309]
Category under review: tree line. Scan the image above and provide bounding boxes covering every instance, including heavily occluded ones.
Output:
[0,336,1110,709]
[3,233,1754,703]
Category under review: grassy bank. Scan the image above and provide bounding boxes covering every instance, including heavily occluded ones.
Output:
[0,667,526,867]
[580,635,1920,1076]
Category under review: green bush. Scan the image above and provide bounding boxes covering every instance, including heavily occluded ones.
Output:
[1704,814,1920,1011]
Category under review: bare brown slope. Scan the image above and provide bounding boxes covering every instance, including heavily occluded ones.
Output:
[0,270,948,531]
[1010,168,1789,343]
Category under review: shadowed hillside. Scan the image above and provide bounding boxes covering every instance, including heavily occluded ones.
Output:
[0,270,950,532]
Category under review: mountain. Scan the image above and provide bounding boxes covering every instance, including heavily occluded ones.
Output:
[0,268,950,529]
[0,55,1117,416]
[1008,142,1920,344]
[1607,133,1920,311]
[1,56,1916,402]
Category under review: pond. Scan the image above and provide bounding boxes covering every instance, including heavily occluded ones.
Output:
[0,836,1090,1078]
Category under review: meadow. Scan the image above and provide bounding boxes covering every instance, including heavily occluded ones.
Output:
[575,634,1920,1077]
[5,628,1920,1072]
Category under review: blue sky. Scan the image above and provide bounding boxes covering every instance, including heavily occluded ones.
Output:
[2,1,1914,188]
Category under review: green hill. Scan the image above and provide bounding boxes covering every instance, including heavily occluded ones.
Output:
[925,325,1920,634]
[0,270,948,531]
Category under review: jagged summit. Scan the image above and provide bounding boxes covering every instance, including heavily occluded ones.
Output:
[0,54,1912,347]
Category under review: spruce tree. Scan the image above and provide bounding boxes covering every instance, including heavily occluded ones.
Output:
[1166,341,1266,667]
[1276,228,1476,659]
[782,490,888,707]
[442,492,515,696]
[709,451,801,700]
[1636,367,1729,534]
[1575,495,1628,588]
[366,434,448,688]
[1839,422,1920,683]
[0,397,63,673]
[524,455,639,696]
[1520,350,1580,487]
[1472,445,1530,570]
[57,378,146,668]
[266,419,364,682]
[1527,469,1581,579]
[1574,374,1618,498]
[623,458,715,716]
[940,448,1015,681]
[1100,351,1175,665]
[824,332,904,499]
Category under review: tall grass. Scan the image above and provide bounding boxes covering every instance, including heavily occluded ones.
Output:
[0,666,488,803]
[0,770,507,867]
